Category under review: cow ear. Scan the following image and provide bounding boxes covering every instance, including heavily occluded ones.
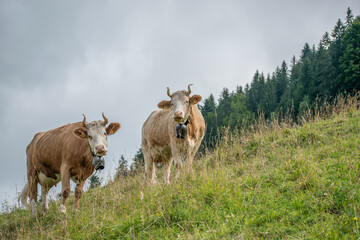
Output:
[106,123,121,135]
[158,100,172,110]
[190,95,202,105]
[73,128,88,139]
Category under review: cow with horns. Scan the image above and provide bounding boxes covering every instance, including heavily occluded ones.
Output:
[19,113,120,215]
[142,84,205,184]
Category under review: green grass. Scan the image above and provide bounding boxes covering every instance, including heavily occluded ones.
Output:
[1,107,360,239]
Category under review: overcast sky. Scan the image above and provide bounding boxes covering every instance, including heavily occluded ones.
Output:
[1,0,359,209]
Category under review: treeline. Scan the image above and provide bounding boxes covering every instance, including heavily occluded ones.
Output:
[112,8,359,179]
[199,8,360,150]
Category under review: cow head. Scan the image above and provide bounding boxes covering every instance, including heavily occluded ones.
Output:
[157,84,202,124]
[73,113,120,156]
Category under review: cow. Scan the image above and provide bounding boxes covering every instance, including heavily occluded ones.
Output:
[141,84,205,185]
[18,113,120,215]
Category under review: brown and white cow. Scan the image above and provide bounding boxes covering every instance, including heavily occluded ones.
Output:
[18,113,120,215]
[142,84,205,184]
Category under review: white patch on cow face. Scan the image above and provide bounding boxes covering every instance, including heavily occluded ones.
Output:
[171,92,190,123]
[86,120,108,156]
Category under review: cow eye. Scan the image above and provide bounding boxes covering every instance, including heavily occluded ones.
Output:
[88,135,93,140]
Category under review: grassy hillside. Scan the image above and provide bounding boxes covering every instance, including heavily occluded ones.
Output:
[1,99,360,239]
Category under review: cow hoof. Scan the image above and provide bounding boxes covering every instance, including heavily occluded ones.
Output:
[41,207,48,215]
[31,200,37,217]
[59,204,66,213]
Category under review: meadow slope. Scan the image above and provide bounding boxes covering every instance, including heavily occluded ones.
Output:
[1,106,360,239]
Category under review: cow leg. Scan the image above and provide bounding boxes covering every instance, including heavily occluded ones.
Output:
[174,162,182,179]
[145,161,156,185]
[59,167,71,213]
[173,157,182,180]
[41,185,50,214]
[187,142,201,175]
[28,173,38,216]
[74,180,86,209]
[143,148,156,185]
[163,159,173,184]
[186,150,195,175]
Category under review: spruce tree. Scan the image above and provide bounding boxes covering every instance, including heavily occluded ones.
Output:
[339,16,360,93]
[345,7,354,29]
[200,94,218,148]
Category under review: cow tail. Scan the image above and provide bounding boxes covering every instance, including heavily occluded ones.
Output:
[18,183,30,209]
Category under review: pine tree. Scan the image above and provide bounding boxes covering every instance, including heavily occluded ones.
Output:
[313,37,333,99]
[275,61,289,105]
[339,16,360,93]
[199,94,218,148]
[247,70,259,113]
[300,43,312,61]
[297,44,315,101]
[228,93,253,129]
[131,148,144,172]
[320,32,331,49]
[115,155,128,179]
[89,174,101,189]
[217,88,232,126]
[345,7,354,29]
[263,74,277,118]
[289,55,304,115]
[330,19,346,95]
[247,70,264,114]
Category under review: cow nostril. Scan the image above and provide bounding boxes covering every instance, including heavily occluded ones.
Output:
[174,111,183,117]
[95,145,105,151]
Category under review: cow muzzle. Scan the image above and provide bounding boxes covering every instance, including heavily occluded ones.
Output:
[95,145,107,155]
[173,111,184,122]
[93,156,105,170]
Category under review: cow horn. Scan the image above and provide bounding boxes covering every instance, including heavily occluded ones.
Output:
[187,84,193,96]
[167,87,172,98]
[82,114,88,128]
[102,112,108,126]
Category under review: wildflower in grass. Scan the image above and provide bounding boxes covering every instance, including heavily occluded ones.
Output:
[288,160,291,163]
[299,182,302,185]
[250,187,253,190]
[57,230,60,232]
[354,217,358,221]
